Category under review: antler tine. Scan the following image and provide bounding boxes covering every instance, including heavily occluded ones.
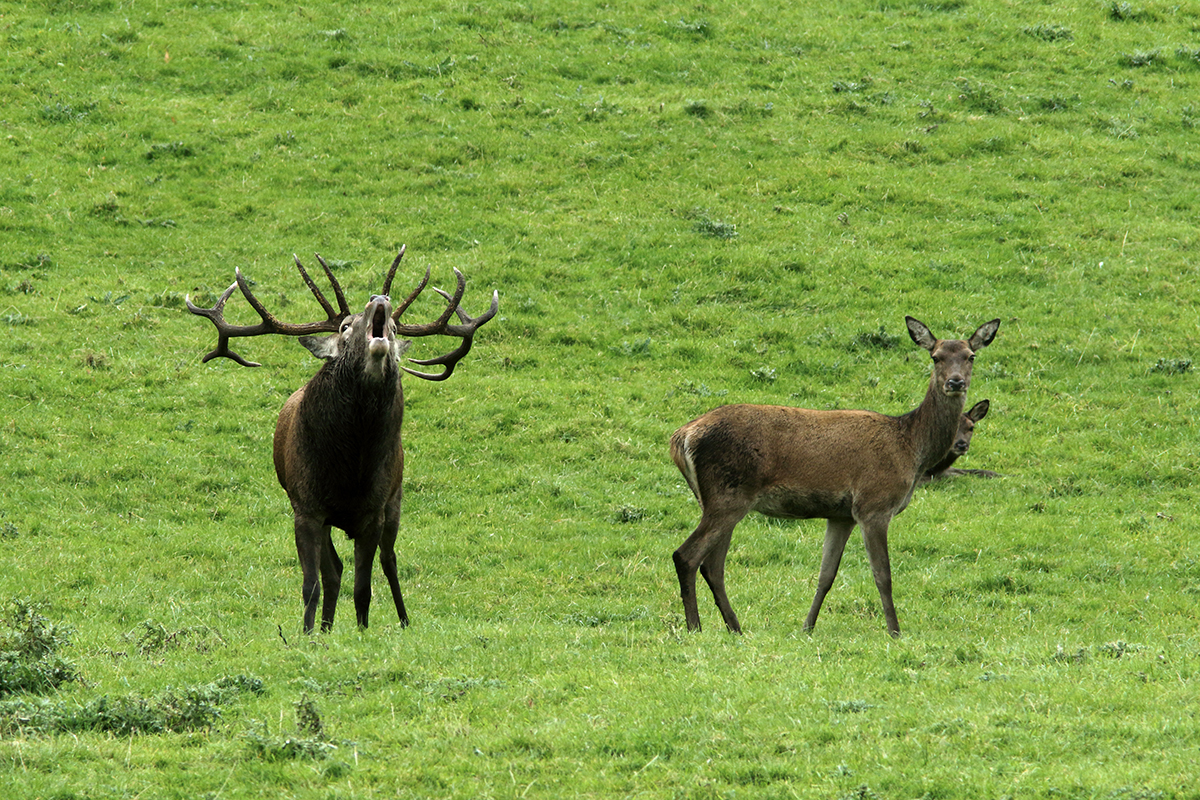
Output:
[291,255,337,318]
[312,253,351,317]
[402,287,499,381]
[187,262,350,367]
[402,339,475,382]
[391,265,430,322]
[394,267,467,337]
[379,244,407,298]
[186,280,266,367]
[428,286,499,338]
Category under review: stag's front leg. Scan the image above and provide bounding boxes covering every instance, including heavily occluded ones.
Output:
[352,524,384,629]
[294,516,335,633]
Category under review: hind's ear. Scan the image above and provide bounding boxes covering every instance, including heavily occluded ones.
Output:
[906,316,937,351]
[969,318,1000,350]
[966,399,989,422]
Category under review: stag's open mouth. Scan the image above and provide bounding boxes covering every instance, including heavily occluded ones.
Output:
[365,300,393,362]
[370,303,388,339]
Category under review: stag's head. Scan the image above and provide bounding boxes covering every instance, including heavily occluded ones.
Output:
[906,316,1000,398]
[299,295,410,382]
[187,244,498,379]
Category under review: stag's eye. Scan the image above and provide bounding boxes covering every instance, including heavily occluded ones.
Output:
[340,320,353,334]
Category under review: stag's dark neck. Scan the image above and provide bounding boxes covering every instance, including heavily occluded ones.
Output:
[900,377,967,477]
[323,357,401,411]
[302,361,404,463]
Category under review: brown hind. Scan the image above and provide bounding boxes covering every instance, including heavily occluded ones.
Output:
[670,316,999,637]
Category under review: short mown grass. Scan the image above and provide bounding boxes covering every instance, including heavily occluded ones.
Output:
[1,1,1198,798]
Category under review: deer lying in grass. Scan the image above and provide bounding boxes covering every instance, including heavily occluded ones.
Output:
[670,316,999,637]
[919,399,1000,484]
[188,246,497,633]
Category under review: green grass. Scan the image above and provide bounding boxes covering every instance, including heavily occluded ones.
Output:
[1,0,1199,797]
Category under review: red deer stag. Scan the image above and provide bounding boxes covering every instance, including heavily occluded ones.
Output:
[670,316,999,637]
[920,399,1000,484]
[187,246,497,633]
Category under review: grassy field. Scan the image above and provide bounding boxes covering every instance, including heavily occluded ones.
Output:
[1,0,1198,797]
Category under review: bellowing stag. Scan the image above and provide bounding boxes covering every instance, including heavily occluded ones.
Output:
[188,246,497,633]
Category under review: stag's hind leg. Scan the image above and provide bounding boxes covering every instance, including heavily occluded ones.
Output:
[319,529,343,631]
[673,508,747,633]
[295,516,338,633]
[378,500,409,628]
[803,517,855,633]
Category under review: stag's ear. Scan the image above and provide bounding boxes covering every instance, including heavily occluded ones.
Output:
[906,316,937,352]
[966,399,989,422]
[969,318,1000,350]
[299,335,340,361]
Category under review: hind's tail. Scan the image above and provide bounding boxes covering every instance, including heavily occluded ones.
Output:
[670,427,702,505]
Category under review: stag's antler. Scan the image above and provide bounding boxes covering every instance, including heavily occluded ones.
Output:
[186,254,352,367]
[400,283,500,381]
[387,259,499,381]
[189,245,498,376]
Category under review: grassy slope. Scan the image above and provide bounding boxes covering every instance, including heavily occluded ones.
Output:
[1,0,1199,797]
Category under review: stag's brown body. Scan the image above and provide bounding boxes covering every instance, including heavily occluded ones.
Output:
[671,316,999,637]
[189,246,496,633]
[272,298,410,633]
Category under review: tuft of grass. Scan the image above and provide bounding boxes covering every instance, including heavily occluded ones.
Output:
[667,19,712,38]
[144,141,195,160]
[1106,1,1141,21]
[0,675,263,736]
[1023,23,1073,42]
[686,208,739,239]
[956,78,1004,113]
[848,326,902,351]
[39,100,99,123]
[0,600,78,696]
[244,696,341,762]
[1149,358,1192,374]
[749,365,777,382]
[613,505,646,523]
[127,619,227,655]
[1121,49,1161,67]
